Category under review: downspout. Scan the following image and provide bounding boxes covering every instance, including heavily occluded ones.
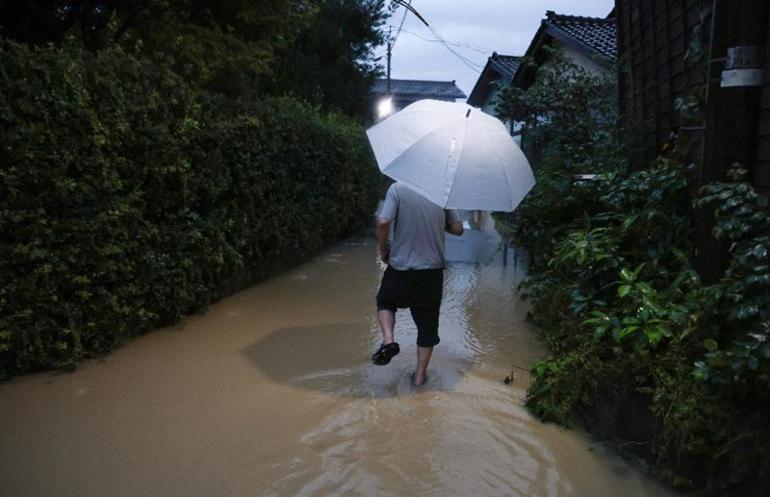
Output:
[698,0,719,187]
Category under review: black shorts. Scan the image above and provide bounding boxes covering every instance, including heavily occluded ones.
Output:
[376,266,444,347]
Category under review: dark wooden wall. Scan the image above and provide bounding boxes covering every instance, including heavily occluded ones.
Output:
[616,0,710,165]
[617,0,769,188]
[757,14,770,187]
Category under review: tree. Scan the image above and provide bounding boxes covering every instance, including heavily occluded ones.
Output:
[494,50,622,269]
[267,0,390,117]
[0,1,389,112]
[496,49,618,170]
[0,0,114,47]
[0,1,309,92]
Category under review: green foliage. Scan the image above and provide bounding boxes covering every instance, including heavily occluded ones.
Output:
[693,165,770,388]
[497,49,619,168]
[116,0,390,116]
[527,350,600,423]
[267,0,389,117]
[498,51,770,494]
[110,0,311,97]
[518,159,770,494]
[495,50,624,271]
[2,0,391,117]
[0,40,379,378]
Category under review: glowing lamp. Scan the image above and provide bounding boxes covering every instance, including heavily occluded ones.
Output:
[377,97,394,119]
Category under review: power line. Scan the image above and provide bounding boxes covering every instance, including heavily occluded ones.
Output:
[384,1,483,75]
[390,0,410,48]
[396,27,492,55]
[426,25,483,72]
[388,2,483,73]
[392,0,429,27]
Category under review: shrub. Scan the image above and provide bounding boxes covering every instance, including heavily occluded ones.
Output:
[495,49,623,271]
[497,49,770,494]
[0,40,378,377]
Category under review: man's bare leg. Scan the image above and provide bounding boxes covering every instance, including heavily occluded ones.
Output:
[414,346,433,386]
[378,310,396,345]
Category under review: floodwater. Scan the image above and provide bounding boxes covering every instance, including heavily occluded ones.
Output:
[0,216,677,497]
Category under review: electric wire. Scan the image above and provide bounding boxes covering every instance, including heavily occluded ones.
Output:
[388,0,484,73]
[390,0,410,48]
[392,0,429,27]
[428,24,483,72]
[397,27,491,55]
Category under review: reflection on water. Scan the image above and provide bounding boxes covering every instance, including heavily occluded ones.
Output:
[0,223,677,497]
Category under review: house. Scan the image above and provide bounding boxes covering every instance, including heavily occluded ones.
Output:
[467,10,616,125]
[468,11,616,117]
[467,53,522,116]
[513,10,617,89]
[483,10,617,152]
[615,0,769,190]
[370,78,466,120]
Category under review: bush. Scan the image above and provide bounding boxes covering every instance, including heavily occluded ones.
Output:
[495,49,624,271]
[497,49,770,494]
[0,40,379,378]
[518,158,770,494]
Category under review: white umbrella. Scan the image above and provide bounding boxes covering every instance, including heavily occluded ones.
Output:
[366,99,535,212]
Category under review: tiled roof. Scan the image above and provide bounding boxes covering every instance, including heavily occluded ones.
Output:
[372,78,466,99]
[466,52,522,106]
[488,54,522,82]
[544,10,616,59]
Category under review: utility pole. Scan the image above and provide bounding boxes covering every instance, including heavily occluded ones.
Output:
[387,26,392,94]
[385,1,429,96]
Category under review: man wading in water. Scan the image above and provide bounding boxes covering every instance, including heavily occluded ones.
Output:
[371,182,464,386]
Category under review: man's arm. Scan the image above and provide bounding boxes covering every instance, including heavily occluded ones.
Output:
[445,209,463,236]
[446,220,463,236]
[377,218,392,263]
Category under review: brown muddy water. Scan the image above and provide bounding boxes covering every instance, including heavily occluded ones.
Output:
[0,221,678,497]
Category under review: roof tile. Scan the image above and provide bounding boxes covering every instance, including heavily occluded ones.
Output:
[489,54,522,82]
[544,10,616,59]
[371,78,466,99]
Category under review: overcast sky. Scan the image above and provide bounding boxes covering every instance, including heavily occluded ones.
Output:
[377,0,615,97]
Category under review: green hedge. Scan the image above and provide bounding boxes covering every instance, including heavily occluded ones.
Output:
[518,161,770,494]
[0,41,379,378]
[495,50,770,494]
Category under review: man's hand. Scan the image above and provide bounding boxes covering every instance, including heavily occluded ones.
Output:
[376,217,392,264]
[379,245,390,264]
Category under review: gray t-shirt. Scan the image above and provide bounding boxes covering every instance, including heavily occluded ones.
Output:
[378,183,461,270]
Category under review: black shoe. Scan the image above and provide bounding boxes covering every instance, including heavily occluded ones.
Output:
[371,342,400,365]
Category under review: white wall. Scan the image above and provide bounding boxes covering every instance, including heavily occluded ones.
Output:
[481,85,503,115]
[476,82,522,140]
[563,45,605,76]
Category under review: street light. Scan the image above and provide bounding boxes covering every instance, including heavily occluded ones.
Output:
[377,97,394,119]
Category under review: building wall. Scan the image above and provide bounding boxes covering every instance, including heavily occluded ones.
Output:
[616,0,710,166]
[369,95,463,123]
[756,15,770,187]
[481,85,503,115]
[392,96,457,112]
[563,45,605,76]
[617,0,769,188]
[475,83,521,143]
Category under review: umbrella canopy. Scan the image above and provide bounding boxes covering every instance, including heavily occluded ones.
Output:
[366,99,535,212]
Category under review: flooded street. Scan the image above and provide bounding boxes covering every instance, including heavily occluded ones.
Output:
[0,221,677,497]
